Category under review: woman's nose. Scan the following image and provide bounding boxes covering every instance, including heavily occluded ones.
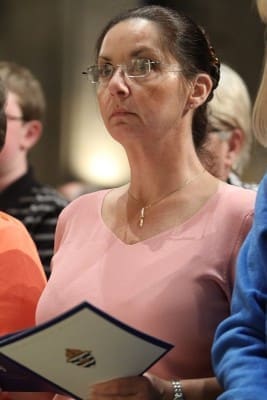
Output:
[108,67,130,97]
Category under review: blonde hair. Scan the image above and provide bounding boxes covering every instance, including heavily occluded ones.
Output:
[207,63,252,174]
[252,0,267,146]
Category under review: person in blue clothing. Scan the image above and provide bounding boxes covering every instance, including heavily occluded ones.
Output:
[212,0,267,398]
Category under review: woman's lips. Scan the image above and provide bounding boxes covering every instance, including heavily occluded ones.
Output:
[110,110,135,120]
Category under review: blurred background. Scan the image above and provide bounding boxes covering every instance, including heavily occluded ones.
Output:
[0,0,265,188]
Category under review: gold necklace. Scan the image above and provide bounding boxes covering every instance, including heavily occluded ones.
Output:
[128,168,206,228]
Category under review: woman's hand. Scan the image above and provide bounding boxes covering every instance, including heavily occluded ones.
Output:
[90,375,223,400]
[90,374,172,400]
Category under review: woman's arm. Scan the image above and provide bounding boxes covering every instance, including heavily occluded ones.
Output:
[180,377,222,400]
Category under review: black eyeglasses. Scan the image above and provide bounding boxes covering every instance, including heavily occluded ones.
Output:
[83,58,182,84]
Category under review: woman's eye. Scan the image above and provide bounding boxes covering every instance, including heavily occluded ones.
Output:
[133,58,160,74]
[127,59,153,77]
[133,59,150,75]
[99,64,114,78]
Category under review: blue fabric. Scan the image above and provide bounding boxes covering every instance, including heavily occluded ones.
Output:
[212,173,267,399]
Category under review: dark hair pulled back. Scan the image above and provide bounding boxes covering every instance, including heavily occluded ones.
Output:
[95,5,220,150]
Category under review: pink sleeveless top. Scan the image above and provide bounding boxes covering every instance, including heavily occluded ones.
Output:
[36,182,255,379]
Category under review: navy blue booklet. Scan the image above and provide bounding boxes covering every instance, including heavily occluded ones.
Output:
[0,301,173,400]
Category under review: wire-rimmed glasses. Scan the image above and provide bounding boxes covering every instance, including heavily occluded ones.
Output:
[82,58,182,84]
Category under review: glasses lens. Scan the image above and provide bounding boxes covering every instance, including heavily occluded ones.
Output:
[86,59,153,83]
[89,64,115,84]
[217,131,232,140]
[209,128,232,141]
[127,59,150,77]
[87,66,99,84]
[100,64,114,81]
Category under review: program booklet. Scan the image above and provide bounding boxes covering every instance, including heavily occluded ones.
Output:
[0,301,173,400]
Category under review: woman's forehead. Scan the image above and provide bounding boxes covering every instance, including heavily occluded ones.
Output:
[99,18,164,58]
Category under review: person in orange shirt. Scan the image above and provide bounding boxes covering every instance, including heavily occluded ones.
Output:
[0,79,46,336]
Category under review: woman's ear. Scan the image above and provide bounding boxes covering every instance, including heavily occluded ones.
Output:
[187,74,213,109]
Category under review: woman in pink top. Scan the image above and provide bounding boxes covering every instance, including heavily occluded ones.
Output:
[35,5,255,400]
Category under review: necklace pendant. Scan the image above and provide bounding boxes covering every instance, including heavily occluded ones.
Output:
[139,207,145,228]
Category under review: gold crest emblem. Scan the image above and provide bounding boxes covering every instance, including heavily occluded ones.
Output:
[65,348,96,368]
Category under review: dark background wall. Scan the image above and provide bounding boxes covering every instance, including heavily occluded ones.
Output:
[0,0,266,186]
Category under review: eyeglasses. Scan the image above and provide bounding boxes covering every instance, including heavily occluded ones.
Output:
[83,58,182,84]
[209,129,232,141]
[6,113,24,122]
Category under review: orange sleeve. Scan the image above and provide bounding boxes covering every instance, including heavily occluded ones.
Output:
[0,213,47,335]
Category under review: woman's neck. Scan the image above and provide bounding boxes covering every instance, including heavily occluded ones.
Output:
[127,152,204,204]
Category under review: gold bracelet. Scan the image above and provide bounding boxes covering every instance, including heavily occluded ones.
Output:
[171,380,185,400]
